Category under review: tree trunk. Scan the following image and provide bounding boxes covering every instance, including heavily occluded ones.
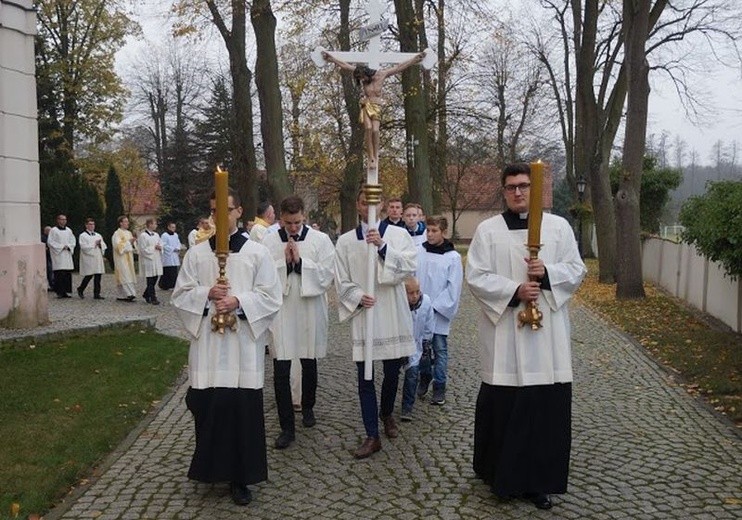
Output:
[394,0,433,213]
[206,0,259,219]
[251,0,292,204]
[616,0,652,299]
[433,0,447,214]
[573,0,618,282]
[338,0,364,232]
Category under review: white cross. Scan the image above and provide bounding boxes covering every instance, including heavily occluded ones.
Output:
[311,0,437,71]
[310,0,435,381]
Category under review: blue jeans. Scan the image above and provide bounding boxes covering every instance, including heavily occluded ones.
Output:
[356,359,403,439]
[402,365,419,413]
[419,334,448,391]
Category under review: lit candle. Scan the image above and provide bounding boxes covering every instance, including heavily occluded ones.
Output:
[528,160,544,246]
[214,166,229,254]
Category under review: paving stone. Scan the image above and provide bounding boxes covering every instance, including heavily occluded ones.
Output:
[6,274,738,520]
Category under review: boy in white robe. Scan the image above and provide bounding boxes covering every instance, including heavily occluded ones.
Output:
[400,277,434,422]
[466,163,586,510]
[262,196,336,450]
[47,214,76,298]
[112,216,137,301]
[172,189,282,506]
[77,218,107,299]
[403,203,426,246]
[138,218,164,305]
[334,190,417,459]
[416,215,463,405]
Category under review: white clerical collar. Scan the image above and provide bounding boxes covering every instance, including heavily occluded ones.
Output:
[360,220,380,235]
[519,212,528,220]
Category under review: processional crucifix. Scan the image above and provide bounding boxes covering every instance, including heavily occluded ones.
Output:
[311,0,437,380]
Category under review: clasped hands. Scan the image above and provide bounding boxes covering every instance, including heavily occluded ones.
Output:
[208,283,239,314]
[517,257,545,303]
[284,238,300,264]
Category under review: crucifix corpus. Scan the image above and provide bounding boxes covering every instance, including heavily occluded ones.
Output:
[311,0,437,380]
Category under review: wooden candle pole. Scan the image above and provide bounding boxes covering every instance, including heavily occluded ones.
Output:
[518,159,545,330]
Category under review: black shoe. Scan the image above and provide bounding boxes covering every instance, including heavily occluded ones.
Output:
[94,295,105,300]
[150,298,160,306]
[527,494,552,510]
[77,288,84,299]
[274,430,295,449]
[143,294,151,303]
[229,482,252,506]
[126,295,135,301]
[302,409,316,428]
[57,294,71,299]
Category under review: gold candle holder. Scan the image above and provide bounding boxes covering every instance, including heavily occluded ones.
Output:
[517,244,544,330]
[211,252,237,334]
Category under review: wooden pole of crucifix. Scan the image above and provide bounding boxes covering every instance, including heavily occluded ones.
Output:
[312,0,436,380]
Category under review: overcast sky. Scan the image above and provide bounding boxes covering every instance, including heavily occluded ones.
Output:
[116,0,742,166]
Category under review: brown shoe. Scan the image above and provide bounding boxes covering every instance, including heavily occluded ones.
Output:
[382,415,399,438]
[353,437,381,459]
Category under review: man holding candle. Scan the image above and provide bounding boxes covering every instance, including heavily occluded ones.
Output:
[466,162,586,510]
[172,187,282,506]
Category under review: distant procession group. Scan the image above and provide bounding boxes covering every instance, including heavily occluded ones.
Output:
[43,215,183,304]
[44,163,586,512]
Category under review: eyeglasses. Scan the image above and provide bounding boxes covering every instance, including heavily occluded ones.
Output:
[503,183,531,193]
[209,208,236,214]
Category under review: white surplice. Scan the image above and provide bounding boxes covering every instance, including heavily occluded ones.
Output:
[47,226,76,270]
[416,242,463,335]
[78,231,107,276]
[161,232,182,267]
[112,228,137,296]
[466,212,587,387]
[262,227,336,360]
[171,239,282,389]
[138,230,163,278]
[335,222,417,362]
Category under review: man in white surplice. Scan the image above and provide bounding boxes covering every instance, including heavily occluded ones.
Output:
[171,188,281,507]
[77,218,107,299]
[262,195,336,450]
[47,213,76,298]
[138,218,164,305]
[334,190,417,460]
[466,162,586,511]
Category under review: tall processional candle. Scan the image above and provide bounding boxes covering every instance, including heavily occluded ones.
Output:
[527,160,544,246]
[214,166,229,254]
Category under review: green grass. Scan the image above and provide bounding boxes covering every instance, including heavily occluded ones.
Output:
[0,326,188,519]
[576,259,742,426]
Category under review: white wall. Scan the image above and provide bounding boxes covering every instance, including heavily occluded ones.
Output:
[642,237,741,333]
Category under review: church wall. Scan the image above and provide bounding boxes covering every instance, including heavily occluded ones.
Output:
[0,0,48,327]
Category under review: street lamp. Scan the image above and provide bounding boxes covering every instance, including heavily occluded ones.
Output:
[576,177,587,257]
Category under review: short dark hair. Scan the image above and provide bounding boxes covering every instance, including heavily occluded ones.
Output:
[280,195,304,215]
[256,200,272,217]
[145,217,156,227]
[117,215,129,226]
[501,163,531,185]
[85,218,95,224]
[210,188,241,208]
[426,215,448,231]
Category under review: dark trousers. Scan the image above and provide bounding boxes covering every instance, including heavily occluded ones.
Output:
[356,358,404,439]
[78,274,102,297]
[143,276,158,301]
[54,270,72,296]
[273,358,317,434]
